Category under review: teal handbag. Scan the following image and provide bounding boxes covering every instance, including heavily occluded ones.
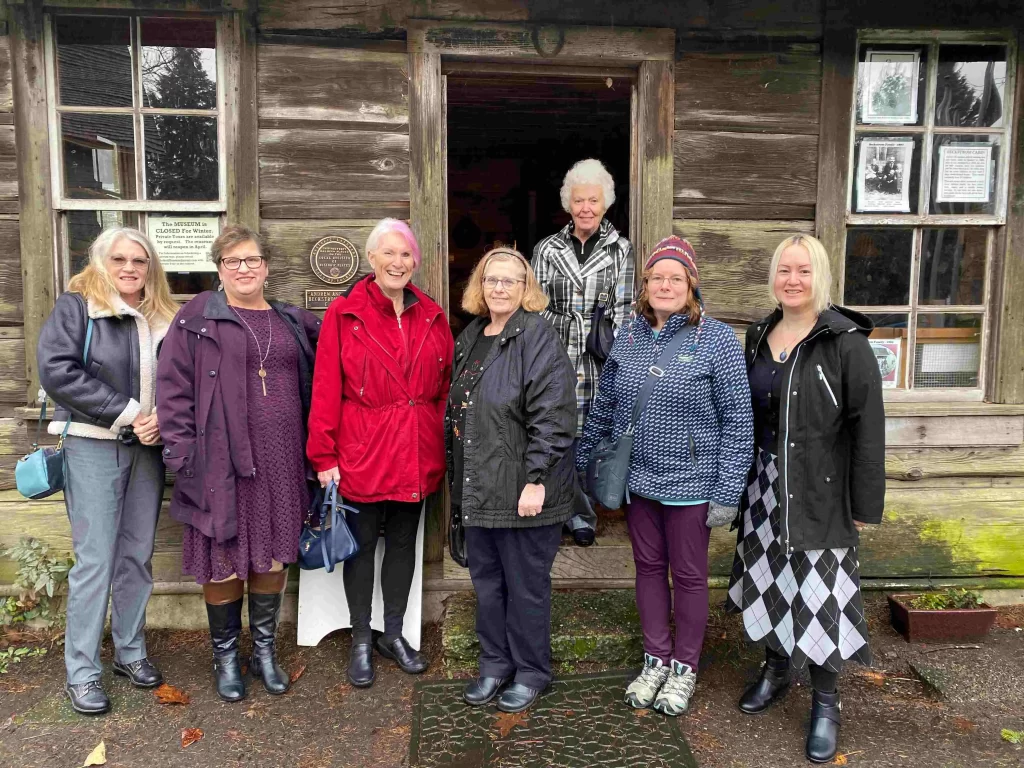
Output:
[16,319,93,500]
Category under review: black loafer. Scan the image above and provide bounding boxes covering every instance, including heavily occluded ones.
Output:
[113,657,164,689]
[374,635,428,675]
[572,528,595,547]
[496,682,544,713]
[347,643,376,688]
[65,681,111,715]
[463,676,511,706]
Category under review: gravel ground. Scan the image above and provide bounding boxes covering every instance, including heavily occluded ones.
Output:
[0,595,1021,768]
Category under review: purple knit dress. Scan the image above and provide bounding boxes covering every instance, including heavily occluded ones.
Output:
[182,307,310,583]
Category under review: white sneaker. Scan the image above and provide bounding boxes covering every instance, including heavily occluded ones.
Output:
[652,660,697,716]
[624,653,670,709]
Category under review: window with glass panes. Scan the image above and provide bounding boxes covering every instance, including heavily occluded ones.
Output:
[45,15,224,296]
[845,34,1015,394]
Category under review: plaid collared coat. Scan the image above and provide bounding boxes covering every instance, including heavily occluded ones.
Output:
[532,219,635,436]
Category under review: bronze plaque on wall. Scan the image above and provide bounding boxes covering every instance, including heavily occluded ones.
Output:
[305,289,346,310]
[310,236,360,285]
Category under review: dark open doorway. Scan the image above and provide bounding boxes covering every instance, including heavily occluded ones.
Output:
[445,71,633,333]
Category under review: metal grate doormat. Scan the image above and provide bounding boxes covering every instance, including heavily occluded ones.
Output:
[409,671,698,768]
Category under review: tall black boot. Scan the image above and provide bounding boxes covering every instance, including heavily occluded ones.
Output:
[248,592,290,695]
[806,688,842,763]
[205,598,246,702]
[738,652,791,714]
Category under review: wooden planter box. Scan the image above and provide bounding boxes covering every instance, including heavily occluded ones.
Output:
[888,594,998,643]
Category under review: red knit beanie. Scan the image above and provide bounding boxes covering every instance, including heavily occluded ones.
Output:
[645,236,698,280]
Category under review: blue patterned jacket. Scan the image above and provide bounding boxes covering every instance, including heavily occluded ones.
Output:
[576,312,754,507]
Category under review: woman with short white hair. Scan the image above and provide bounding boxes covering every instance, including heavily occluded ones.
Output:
[726,234,885,763]
[532,158,635,544]
[38,227,178,714]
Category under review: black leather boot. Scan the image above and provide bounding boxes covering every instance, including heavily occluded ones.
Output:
[347,642,375,688]
[248,592,290,695]
[806,689,842,763]
[738,654,791,714]
[205,598,246,702]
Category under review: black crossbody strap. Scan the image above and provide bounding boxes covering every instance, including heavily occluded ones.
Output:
[627,325,695,432]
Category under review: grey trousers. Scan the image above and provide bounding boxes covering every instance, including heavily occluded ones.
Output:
[62,436,164,685]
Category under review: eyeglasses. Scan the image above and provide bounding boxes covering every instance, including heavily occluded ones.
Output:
[483,276,525,290]
[648,275,688,288]
[220,256,264,271]
[109,255,150,270]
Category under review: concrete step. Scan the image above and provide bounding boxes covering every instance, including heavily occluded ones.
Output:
[442,589,643,666]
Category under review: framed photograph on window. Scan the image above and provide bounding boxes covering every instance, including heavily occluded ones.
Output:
[856,138,914,212]
[862,49,920,124]
[869,338,902,389]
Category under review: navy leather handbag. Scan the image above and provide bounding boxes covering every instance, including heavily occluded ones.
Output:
[298,480,360,573]
[15,319,94,500]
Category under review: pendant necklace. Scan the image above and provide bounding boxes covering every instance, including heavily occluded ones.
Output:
[232,306,272,396]
[777,318,817,362]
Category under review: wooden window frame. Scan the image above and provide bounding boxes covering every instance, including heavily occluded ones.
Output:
[824,28,1017,403]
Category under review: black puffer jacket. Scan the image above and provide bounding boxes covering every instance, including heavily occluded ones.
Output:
[745,306,885,551]
[446,308,577,529]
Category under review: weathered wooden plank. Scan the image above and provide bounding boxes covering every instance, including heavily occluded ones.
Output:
[675,49,821,135]
[883,402,1024,418]
[258,129,410,200]
[260,200,410,220]
[994,32,1024,404]
[886,445,1024,481]
[258,45,408,127]
[409,20,675,64]
[0,338,26,402]
[672,219,814,324]
[10,3,55,405]
[886,416,1024,448]
[637,59,675,264]
[258,0,528,32]
[674,130,818,206]
[0,125,16,200]
[815,23,856,301]
[223,11,260,230]
[0,35,11,113]
[260,219,377,308]
[673,202,815,221]
[0,217,24,323]
[0,418,29,455]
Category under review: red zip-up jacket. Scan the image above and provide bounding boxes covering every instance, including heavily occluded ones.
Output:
[306,275,453,504]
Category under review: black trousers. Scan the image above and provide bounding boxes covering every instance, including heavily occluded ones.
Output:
[465,522,562,690]
[343,499,421,644]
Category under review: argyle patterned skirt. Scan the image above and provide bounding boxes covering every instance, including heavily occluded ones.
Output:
[725,449,872,672]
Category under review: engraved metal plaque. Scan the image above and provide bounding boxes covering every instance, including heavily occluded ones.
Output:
[305,289,346,310]
[310,236,360,285]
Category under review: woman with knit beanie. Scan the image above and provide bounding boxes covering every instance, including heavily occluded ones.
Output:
[577,236,753,716]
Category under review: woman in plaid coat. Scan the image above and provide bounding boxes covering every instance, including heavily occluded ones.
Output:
[531,159,635,543]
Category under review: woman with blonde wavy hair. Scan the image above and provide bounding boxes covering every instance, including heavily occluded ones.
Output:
[446,247,577,714]
[38,227,177,715]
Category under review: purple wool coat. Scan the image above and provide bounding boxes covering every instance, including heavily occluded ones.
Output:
[156,291,320,544]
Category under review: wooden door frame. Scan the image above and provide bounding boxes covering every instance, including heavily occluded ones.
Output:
[407,20,675,561]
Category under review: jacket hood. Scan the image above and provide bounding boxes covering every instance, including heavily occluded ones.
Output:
[756,304,874,339]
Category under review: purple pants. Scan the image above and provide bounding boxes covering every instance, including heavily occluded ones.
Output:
[625,496,711,669]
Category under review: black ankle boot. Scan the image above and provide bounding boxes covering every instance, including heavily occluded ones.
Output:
[206,598,246,702]
[248,592,290,695]
[738,655,791,714]
[806,688,841,763]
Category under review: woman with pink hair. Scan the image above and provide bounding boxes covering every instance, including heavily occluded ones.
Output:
[307,218,453,688]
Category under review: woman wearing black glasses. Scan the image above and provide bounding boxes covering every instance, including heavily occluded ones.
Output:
[157,225,320,702]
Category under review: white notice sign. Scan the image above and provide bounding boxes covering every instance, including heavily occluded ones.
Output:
[148,215,220,272]
[935,145,993,204]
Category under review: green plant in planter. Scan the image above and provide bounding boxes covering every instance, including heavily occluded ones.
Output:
[0,537,73,628]
[908,588,983,611]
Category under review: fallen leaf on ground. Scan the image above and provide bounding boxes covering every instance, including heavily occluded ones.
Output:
[181,728,204,748]
[952,716,977,732]
[856,669,886,686]
[224,730,244,742]
[82,740,106,766]
[154,683,190,705]
[633,708,650,718]
[493,710,528,738]
[290,664,307,683]
[832,754,847,765]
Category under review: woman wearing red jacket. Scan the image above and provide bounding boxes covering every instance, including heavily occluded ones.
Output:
[307,218,453,689]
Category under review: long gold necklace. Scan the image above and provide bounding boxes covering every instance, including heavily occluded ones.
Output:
[232,307,272,396]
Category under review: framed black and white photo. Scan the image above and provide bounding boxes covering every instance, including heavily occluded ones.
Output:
[862,49,920,124]
[856,138,914,212]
